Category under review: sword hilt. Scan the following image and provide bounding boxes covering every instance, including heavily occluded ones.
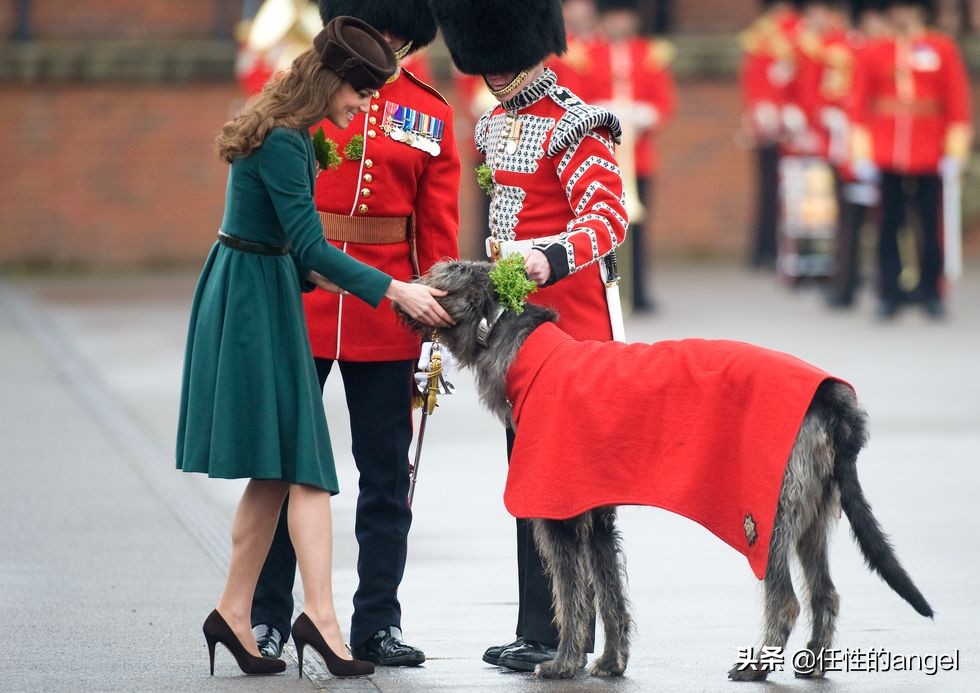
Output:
[603,249,621,286]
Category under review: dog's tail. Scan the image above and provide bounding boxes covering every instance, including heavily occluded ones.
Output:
[824,382,934,618]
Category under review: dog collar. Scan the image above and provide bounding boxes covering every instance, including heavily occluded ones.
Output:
[476,306,506,348]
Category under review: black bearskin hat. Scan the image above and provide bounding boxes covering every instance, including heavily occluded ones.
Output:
[428,0,567,75]
[849,0,887,18]
[596,0,640,11]
[318,1,437,54]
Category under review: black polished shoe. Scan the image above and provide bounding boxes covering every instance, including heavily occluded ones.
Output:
[252,624,285,659]
[497,639,558,672]
[923,297,946,320]
[875,299,899,321]
[483,637,524,666]
[351,626,425,667]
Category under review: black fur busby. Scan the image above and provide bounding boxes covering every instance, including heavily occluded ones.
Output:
[596,0,640,11]
[318,1,437,54]
[428,0,567,75]
[849,0,887,17]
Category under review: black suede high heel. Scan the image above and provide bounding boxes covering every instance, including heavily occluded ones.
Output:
[292,612,374,678]
[203,609,286,676]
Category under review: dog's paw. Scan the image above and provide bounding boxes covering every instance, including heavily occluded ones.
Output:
[728,663,770,682]
[535,659,579,679]
[589,653,627,677]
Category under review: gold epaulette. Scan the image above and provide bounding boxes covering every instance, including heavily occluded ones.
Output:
[645,38,676,70]
[797,30,822,59]
[823,43,852,67]
[401,68,450,106]
[738,15,775,54]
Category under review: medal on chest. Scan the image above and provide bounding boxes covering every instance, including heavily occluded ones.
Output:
[382,101,445,155]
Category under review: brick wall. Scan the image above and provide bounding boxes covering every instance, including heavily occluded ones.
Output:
[3,77,977,268]
[0,84,238,266]
[5,0,238,39]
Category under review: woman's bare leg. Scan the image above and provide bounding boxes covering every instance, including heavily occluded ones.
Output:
[288,483,351,660]
[215,479,290,656]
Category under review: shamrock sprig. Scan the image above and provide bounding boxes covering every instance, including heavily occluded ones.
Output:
[344,134,364,161]
[489,253,537,314]
[312,127,341,170]
[475,163,493,196]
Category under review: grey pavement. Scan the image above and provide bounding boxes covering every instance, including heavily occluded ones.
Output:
[1,262,978,692]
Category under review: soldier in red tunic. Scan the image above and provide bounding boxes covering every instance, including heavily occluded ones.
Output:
[739,0,802,268]
[430,0,628,673]
[250,0,460,666]
[851,0,972,319]
[791,0,868,305]
[589,0,676,311]
[547,0,603,97]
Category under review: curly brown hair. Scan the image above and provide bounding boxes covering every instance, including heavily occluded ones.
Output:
[216,49,344,163]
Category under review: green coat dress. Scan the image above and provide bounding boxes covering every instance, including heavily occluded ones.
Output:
[176,127,392,492]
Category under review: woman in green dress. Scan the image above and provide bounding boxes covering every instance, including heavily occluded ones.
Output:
[175,17,452,678]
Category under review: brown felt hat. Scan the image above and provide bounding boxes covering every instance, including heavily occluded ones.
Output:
[313,16,396,92]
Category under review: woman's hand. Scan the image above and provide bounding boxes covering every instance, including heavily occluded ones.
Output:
[386,280,454,327]
[307,270,346,294]
[524,249,552,285]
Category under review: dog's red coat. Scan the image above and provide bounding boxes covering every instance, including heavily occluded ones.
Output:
[504,322,849,579]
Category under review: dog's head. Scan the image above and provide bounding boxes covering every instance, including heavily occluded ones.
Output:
[398,260,501,366]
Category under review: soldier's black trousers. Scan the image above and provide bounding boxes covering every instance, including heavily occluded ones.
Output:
[878,172,942,302]
[508,428,595,650]
[751,143,781,266]
[251,359,415,647]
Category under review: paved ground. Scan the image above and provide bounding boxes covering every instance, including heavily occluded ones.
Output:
[1,261,978,692]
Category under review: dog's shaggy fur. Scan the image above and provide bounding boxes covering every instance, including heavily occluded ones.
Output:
[400,260,933,680]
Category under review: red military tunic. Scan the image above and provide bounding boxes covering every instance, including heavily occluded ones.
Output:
[304,68,461,361]
[851,31,972,174]
[584,37,676,177]
[476,68,628,341]
[738,7,802,143]
[794,27,860,166]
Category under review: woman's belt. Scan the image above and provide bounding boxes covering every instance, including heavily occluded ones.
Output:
[217,230,290,256]
[319,212,410,244]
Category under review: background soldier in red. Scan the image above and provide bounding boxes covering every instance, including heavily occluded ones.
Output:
[792,0,868,305]
[430,0,628,673]
[587,0,676,312]
[548,0,603,97]
[250,0,460,666]
[850,0,972,319]
[739,0,802,268]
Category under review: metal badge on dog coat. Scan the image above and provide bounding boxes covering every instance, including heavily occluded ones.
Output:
[743,514,758,546]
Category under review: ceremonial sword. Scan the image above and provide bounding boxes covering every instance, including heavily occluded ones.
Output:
[408,340,447,507]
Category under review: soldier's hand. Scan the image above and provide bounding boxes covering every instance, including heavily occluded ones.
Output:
[524,249,552,285]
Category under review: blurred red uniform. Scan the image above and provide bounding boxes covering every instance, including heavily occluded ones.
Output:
[585,36,676,178]
[738,1,801,267]
[850,21,972,316]
[851,32,971,174]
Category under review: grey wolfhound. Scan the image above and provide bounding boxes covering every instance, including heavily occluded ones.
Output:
[399,260,933,681]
